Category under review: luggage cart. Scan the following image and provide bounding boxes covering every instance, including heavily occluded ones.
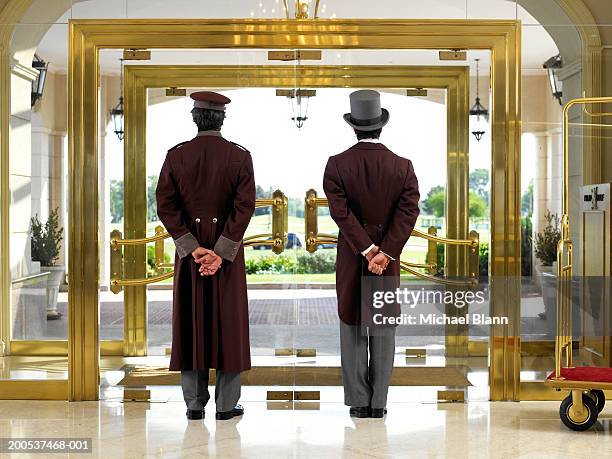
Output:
[544,96,612,431]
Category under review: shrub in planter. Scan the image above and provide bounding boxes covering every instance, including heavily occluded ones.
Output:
[30,208,64,319]
[30,208,63,267]
[521,216,533,277]
[479,242,489,278]
[534,211,561,266]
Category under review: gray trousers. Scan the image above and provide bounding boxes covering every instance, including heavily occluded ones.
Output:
[340,322,396,409]
[181,370,241,413]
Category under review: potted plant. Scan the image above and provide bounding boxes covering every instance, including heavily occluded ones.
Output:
[30,208,64,320]
[534,211,561,272]
[533,211,561,327]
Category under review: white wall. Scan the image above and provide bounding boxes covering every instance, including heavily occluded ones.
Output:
[9,61,36,279]
[9,68,67,280]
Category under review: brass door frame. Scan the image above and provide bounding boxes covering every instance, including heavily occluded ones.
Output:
[122,64,470,359]
[67,19,521,401]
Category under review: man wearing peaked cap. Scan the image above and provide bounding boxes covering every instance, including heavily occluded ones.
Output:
[156,90,255,421]
[323,89,420,419]
[191,90,231,111]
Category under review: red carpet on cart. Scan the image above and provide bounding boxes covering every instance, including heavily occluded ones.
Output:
[547,366,612,383]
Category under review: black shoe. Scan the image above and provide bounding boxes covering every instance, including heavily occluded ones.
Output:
[216,404,244,420]
[349,406,370,418]
[186,409,204,420]
[370,408,387,418]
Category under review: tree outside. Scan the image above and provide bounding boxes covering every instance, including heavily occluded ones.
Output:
[110,179,124,223]
[422,185,445,218]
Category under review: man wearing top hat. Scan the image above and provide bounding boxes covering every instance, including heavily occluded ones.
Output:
[323,90,420,418]
[156,91,256,421]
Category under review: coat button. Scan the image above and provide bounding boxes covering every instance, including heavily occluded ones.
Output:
[212,217,218,223]
[195,218,201,223]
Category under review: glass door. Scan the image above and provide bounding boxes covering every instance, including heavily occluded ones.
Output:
[144,86,300,402]
[105,54,485,404]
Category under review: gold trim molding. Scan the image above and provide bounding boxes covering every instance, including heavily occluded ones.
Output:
[0,380,68,400]
[0,0,601,404]
[555,0,603,185]
[67,19,521,401]
[123,64,470,359]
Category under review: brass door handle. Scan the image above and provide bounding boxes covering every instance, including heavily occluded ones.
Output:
[110,194,289,292]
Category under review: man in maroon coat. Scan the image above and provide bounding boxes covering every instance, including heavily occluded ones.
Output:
[323,90,420,418]
[156,91,255,421]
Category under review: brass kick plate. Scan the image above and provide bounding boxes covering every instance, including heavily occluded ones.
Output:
[295,391,320,401]
[437,390,465,403]
[439,51,467,61]
[405,348,426,358]
[123,49,151,60]
[276,89,317,98]
[407,89,428,97]
[275,348,294,356]
[296,349,316,357]
[274,348,317,357]
[266,391,320,401]
[294,402,320,410]
[267,390,293,401]
[124,389,151,401]
[268,50,322,61]
[267,401,293,410]
[166,87,187,97]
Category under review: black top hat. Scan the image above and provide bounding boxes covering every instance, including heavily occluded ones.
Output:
[343,90,389,131]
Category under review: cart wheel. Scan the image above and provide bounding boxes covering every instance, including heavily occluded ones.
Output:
[588,390,606,413]
[559,394,598,431]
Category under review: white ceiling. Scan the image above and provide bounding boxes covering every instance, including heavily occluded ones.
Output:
[26,0,558,76]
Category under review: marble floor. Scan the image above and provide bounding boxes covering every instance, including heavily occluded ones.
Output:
[1,395,612,458]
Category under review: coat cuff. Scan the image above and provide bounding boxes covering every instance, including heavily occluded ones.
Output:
[214,235,241,262]
[175,232,199,259]
[361,244,376,257]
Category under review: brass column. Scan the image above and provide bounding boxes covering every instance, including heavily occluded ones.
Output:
[123,71,147,356]
[67,23,100,400]
[444,68,470,358]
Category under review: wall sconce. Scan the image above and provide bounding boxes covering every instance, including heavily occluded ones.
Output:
[31,54,48,107]
[543,54,563,106]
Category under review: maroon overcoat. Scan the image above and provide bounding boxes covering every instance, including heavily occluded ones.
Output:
[323,142,420,325]
[156,131,255,372]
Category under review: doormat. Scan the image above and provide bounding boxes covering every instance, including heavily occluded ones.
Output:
[117,365,472,387]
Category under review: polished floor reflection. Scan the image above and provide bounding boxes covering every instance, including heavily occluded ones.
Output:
[1,394,611,458]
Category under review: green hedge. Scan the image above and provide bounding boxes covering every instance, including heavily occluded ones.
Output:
[295,251,336,274]
[245,254,295,274]
[245,250,336,275]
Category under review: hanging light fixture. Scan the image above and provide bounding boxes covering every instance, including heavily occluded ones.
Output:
[110,58,124,141]
[543,54,563,106]
[290,89,315,128]
[278,1,322,126]
[469,58,489,142]
[282,0,321,19]
[31,54,49,107]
